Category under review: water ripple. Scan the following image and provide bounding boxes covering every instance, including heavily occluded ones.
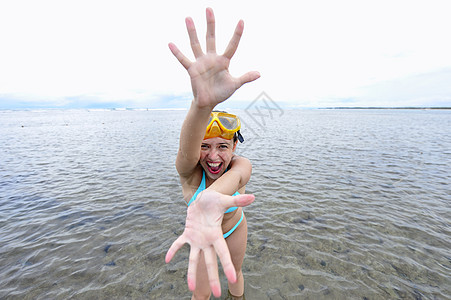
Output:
[0,109,450,299]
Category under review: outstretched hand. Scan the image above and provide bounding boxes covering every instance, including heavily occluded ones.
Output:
[165,190,255,298]
[169,7,260,108]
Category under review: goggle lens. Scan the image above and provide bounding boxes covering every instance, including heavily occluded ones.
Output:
[218,116,238,130]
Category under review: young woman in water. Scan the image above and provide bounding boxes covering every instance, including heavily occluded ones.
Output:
[164,7,260,300]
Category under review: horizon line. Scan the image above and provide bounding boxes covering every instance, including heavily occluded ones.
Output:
[1,106,451,111]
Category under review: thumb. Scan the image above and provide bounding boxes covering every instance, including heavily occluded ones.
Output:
[237,71,260,88]
[221,193,255,210]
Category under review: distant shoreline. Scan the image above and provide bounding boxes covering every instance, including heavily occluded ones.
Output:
[319,107,451,110]
[1,107,450,111]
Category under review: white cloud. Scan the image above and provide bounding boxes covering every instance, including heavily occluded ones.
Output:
[354,68,451,107]
[1,0,450,108]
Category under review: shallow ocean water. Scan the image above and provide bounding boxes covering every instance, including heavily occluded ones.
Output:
[0,108,450,299]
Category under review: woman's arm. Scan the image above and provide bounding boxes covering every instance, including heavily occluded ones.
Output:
[175,104,211,177]
[206,155,252,195]
[170,8,260,177]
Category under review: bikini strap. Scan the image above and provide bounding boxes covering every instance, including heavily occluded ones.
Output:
[187,170,206,207]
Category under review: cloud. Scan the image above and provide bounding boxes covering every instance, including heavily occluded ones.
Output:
[1,0,451,109]
[355,68,451,107]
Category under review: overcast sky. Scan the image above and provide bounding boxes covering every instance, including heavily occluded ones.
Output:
[1,0,451,109]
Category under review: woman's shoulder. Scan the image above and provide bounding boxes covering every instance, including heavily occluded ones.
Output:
[229,155,252,169]
[228,155,252,188]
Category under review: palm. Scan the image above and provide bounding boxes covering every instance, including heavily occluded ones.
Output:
[188,54,237,106]
[165,190,255,298]
[182,190,226,247]
[168,8,259,108]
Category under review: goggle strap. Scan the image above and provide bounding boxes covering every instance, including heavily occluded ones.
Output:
[237,130,244,143]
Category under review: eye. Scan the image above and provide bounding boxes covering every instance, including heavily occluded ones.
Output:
[201,144,209,150]
[219,144,229,149]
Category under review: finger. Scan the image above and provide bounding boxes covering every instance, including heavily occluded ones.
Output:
[168,43,192,70]
[203,247,221,298]
[187,248,200,292]
[213,238,237,284]
[206,7,216,53]
[165,235,186,263]
[185,17,203,58]
[223,19,244,59]
[221,193,255,211]
[236,71,261,88]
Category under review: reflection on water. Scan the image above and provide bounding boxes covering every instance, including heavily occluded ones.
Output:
[0,109,450,299]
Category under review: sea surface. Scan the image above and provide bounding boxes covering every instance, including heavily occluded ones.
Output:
[0,108,450,299]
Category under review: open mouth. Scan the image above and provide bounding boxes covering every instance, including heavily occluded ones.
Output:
[206,162,223,174]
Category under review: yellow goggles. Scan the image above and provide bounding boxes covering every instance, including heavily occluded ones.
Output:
[204,112,242,141]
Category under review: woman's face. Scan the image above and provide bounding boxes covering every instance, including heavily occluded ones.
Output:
[199,137,237,180]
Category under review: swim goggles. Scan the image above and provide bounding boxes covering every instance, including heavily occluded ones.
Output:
[204,111,244,142]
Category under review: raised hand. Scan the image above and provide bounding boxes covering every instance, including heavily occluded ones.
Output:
[165,190,255,298]
[168,7,260,109]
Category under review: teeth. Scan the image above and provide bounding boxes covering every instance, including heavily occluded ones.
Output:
[208,162,221,167]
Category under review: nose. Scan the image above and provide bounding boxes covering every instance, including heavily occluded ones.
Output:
[207,147,219,160]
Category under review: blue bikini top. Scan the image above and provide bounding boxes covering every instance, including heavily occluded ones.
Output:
[187,170,239,213]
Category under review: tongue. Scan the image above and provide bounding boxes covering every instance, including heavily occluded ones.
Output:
[208,163,222,174]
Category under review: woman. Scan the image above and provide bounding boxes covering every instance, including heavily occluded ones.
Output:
[165,7,260,300]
